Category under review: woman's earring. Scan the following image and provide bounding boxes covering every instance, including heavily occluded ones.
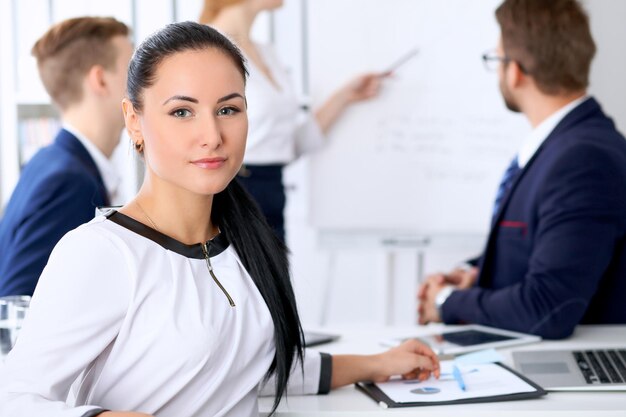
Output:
[134,141,144,153]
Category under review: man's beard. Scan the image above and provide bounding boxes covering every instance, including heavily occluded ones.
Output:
[500,78,521,113]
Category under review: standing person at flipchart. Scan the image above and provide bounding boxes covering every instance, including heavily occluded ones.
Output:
[201,0,385,241]
[0,21,439,417]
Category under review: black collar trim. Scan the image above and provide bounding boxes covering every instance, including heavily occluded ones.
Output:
[105,210,228,259]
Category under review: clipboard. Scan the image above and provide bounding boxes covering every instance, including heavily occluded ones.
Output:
[355,362,546,408]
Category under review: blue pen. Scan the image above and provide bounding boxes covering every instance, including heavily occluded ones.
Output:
[452,365,466,391]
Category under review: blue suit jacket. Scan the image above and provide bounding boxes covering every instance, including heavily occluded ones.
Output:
[0,129,109,296]
[442,98,626,339]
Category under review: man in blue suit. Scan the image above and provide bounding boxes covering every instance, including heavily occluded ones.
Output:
[418,0,626,339]
[0,17,133,296]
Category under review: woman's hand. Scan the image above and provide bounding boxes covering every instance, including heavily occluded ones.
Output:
[340,72,386,104]
[330,339,440,388]
[315,72,388,133]
[369,339,441,382]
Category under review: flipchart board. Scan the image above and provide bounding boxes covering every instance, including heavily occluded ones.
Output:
[305,0,529,237]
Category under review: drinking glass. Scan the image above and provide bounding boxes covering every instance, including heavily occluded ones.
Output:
[0,295,31,356]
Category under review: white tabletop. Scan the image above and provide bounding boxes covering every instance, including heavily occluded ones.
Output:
[259,324,626,416]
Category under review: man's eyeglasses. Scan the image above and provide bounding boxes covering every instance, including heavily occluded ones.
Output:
[481,50,528,74]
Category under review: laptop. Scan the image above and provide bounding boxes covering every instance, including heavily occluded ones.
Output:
[513,348,626,391]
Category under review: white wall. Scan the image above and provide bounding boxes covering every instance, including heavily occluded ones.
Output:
[586,0,626,133]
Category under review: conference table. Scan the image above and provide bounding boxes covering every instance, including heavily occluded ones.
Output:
[258,324,626,416]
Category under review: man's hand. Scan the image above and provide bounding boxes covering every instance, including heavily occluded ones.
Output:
[417,266,478,324]
[444,266,479,289]
[417,274,448,324]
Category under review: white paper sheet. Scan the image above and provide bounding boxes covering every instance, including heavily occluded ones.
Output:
[374,361,537,403]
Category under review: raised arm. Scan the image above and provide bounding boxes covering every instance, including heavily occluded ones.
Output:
[314,73,385,134]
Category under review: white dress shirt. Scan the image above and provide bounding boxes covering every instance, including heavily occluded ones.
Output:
[517,95,590,168]
[62,123,120,202]
[243,43,325,165]
[0,212,323,417]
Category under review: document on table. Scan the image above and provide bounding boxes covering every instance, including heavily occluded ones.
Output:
[356,360,546,407]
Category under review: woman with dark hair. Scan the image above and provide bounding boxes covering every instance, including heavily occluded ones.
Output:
[0,21,438,417]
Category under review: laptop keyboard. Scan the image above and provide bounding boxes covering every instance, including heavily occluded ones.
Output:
[573,350,626,384]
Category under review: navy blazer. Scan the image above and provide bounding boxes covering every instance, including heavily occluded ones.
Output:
[0,129,109,296]
[442,98,626,339]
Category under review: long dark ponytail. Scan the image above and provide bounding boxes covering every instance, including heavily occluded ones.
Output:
[214,179,304,411]
[126,21,304,414]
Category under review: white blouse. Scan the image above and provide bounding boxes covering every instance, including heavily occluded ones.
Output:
[0,212,326,417]
[243,43,325,165]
